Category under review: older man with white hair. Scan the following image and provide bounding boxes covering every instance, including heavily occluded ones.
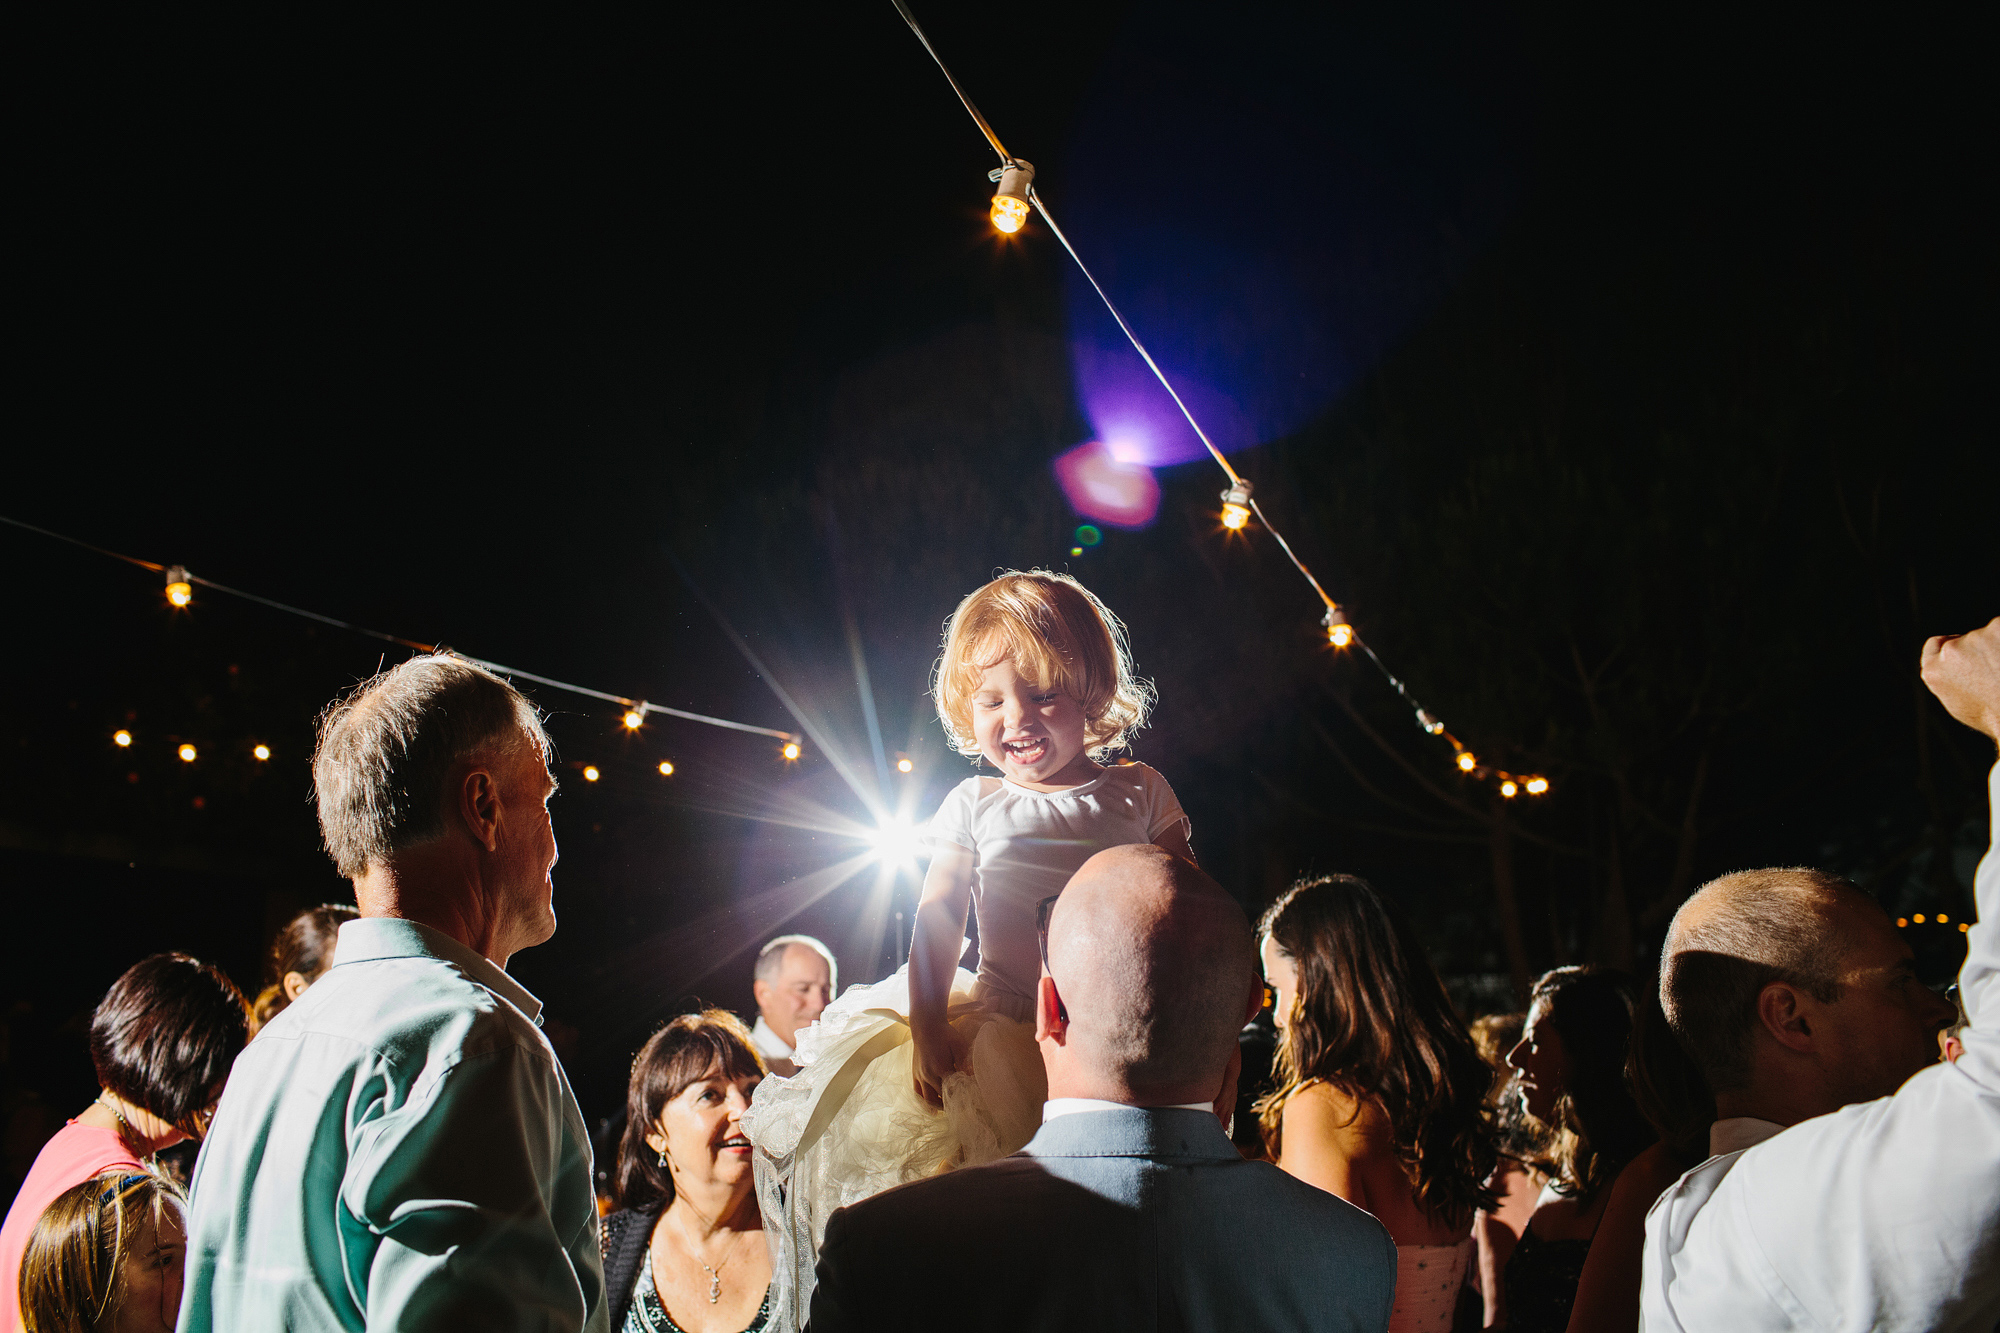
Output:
[1642,618,2000,1331]
[179,654,606,1332]
[750,934,836,1076]
[807,844,1396,1331]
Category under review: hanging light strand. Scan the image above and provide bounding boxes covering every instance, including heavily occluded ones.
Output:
[0,514,801,746]
[888,4,1547,796]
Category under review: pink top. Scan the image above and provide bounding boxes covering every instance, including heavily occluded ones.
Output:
[0,1120,143,1332]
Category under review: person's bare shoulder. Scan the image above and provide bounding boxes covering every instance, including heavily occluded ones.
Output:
[1284,1082,1389,1156]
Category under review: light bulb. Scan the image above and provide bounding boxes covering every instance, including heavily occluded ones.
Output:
[989,159,1035,234]
[1323,605,1353,648]
[113,730,132,748]
[658,760,675,776]
[253,744,271,761]
[623,706,646,730]
[1937,912,1948,924]
[1457,752,1477,773]
[165,565,192,608]
[1500,780,1518,798]
[1416,710,1444,735]
[897,757,914,774]
[1525,776,1550,795]
[1913,913,1925,924]
[1897,917,1909,928]
[1220,479,1253,530]
[582,765,600,782]
[782,742,802,761]
[178,744,197,763]
[1961,923,1971,933]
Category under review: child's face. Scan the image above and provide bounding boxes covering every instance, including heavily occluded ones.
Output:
[111,1207,186,1333]
[971,658,1093,787]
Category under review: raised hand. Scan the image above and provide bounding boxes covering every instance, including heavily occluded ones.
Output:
[1921,617,2000,744]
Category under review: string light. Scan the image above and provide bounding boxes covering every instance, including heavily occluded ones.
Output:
[988,160,1034,234]
[782,742,802,761]
[1914,914,1926,924]
[582,765,601,782]
[1962,923,1972,933]
[658,760,675,776]
[1524,776,1550,795]
[888,6,1558,802]
[1500,780,1518,798]
[1898,917,1909,928]
[1220,480,1253,531]
[177,744,197,763]
[164,565,192,608]
[623,705,647,730]
[897,757,914,774]
[1938,913,1949,924]
[253,744,271,761]
[113,730,132,747]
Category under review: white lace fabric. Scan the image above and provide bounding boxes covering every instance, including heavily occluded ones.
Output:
[742,966,1045,1331]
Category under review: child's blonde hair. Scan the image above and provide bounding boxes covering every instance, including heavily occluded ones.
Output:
[20,1169,185,1333]
[933,570,1154,760]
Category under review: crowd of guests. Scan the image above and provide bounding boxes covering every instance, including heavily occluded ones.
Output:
[3,623,1997,1330]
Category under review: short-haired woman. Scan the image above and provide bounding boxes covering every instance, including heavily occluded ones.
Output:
[18,1170,187,1332]
[250,903,358,1033]
[601,1011,772,1333]
[1257,875,1498,1333]
[0,954,247,1331]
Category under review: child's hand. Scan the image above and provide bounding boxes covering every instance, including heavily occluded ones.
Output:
[911,1019,968,1109]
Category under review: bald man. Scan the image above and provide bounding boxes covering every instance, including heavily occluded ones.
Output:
[807,845,1396,1333]
[1642,617,2000,1331]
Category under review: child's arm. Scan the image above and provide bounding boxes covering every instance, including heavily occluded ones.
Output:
[908,841,975,1108]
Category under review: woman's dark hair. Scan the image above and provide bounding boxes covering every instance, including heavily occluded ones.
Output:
[90,954,249,1138]
[612,1010,766,1211]
[1525,966,1657,1202]
[252,904,358,1029]
[1627,985,1715,1166]
[1255,875,1498,1221]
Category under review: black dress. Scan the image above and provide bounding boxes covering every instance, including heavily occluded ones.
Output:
[1501,1227,1592,1333]
[601,1203,664,1331]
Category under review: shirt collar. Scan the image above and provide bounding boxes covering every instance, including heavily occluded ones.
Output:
[1708,1116,1785,1157]
[1042,1096,1213,1122]
[750,1015,795,1059]
[331,917,545,1025]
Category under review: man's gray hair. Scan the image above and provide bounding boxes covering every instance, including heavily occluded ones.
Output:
[754,934,837,992]
[313,654,548,879]
[1661,866,1856,1092]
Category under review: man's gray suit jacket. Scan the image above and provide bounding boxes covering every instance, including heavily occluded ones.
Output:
[807,1105,1397,1332]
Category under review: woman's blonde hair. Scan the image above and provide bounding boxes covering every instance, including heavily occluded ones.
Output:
[933,570,1153,759]
[20,1169,185,1333]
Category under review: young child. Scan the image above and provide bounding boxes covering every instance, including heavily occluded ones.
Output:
[745,570,1192,1328]
[19,1169,186,1333]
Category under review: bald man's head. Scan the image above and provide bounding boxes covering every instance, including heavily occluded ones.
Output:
[1044,844,1256,1100]
[1661,867,1862,1091]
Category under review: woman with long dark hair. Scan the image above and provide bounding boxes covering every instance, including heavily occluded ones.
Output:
[1257,875,1498,1332]
[1502,967,1656,1333]
[250,903,357,1033]
[601,1010,772,1333]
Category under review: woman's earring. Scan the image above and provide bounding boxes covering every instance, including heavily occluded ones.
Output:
[656,1149,668,1168]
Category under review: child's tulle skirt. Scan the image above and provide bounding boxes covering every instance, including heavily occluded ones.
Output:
[743,967,1045,1330]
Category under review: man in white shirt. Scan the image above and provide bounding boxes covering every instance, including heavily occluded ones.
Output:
[1643,618,2000,1331]
[750,934,835,1076]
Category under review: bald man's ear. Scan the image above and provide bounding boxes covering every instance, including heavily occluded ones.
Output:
[1241,972,1263,1024]
[1036,975,1069,1045]
[1756,981,1817,1055]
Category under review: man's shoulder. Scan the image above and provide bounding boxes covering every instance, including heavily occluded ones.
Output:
[267,952,546,1068]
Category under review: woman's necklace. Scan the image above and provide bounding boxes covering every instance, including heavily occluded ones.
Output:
[95,1094,148,1159]
[669,1212,748,1305]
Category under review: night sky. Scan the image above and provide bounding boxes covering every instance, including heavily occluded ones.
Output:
[5,3,1992,1149]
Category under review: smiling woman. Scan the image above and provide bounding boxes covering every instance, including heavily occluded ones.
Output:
[603,1012,772,1333]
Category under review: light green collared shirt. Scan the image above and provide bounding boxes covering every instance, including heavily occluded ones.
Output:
[178,918,608,1332]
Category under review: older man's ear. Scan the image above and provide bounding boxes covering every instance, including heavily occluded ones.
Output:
[1036,974,1069,1045]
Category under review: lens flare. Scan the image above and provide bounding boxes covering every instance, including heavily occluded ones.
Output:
[866,816,928,864]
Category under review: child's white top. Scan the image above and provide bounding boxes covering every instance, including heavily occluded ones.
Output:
[928,761,1188,1004]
